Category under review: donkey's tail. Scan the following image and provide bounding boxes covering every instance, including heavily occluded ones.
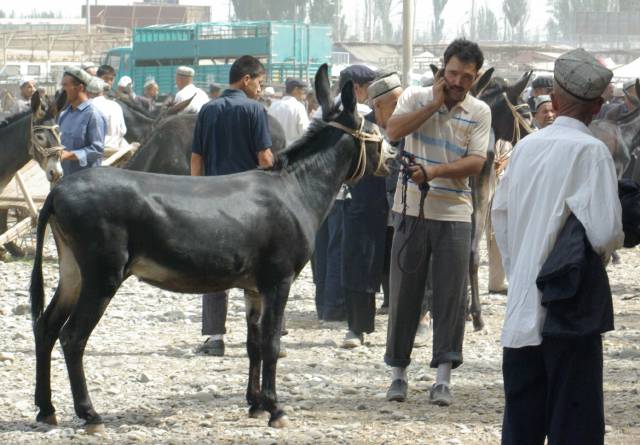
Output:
[30,193,54,327]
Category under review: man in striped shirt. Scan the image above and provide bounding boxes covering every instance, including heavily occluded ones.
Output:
[384,39,491,406]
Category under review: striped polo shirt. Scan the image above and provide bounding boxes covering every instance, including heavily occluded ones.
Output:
[391,86,492,222]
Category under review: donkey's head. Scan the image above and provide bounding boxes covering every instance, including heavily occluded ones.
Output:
[315,64,396,180]
[30,90,65,183]
[479,71,534,144]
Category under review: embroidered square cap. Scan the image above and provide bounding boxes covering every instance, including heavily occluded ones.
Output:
[554,48,613,100]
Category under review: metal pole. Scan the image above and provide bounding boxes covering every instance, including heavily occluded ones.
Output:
[402,0,413,87]
[86,0,91,35]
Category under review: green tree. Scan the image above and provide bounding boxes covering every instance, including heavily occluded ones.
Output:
[546,0,614,40]
[373,0,394,41]
[231,0,307,21]
[432,0,448,42]
[502,0,529,41]
[475,6,498,41]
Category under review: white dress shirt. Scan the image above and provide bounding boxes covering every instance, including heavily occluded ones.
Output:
[174,83,209,114]
[268,95,310,145]
[91,95,128,150]
[492,116,623,349]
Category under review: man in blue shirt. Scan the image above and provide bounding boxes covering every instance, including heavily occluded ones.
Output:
[58,67,106,176]
[191,55,273,356]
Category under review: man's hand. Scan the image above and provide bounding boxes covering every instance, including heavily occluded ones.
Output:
[60,150,77,161]
[432,70,446,108]
[409,163,435,184]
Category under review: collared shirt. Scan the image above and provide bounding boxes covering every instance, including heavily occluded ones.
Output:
[268,95,310,145]
[391,86,491,222]
[58,99,106,176]
[175,83,209,114]
[492,116,624,349]
[91,95,128,150]
[192,88,272,176]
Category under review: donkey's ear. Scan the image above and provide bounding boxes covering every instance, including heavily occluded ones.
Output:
[314,63,332,121]
[507,70,532,104]
[30,90,42,115]
[470,67,494,97]
[340,80,357,115]
[430,64,439,77]
[54,90,68,116]
[636,79,640,102]
[165,93,195,116]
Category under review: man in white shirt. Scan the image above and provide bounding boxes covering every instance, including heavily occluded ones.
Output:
[87,76,129,151]
[10,77,36,114]
[268,78,310,145]
[492,49,623,445]
[383,39,491,406]
[174,66,209,114]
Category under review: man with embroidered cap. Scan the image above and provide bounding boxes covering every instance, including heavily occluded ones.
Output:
[58,67,107,176]
[268,78,309,145]
[135,79,159,113]
[10,76,37,114]
[339,72,403,348]
[383,39,491,406]
[532,95,555,129]
[492,48,623,445]
[174,66,209,113]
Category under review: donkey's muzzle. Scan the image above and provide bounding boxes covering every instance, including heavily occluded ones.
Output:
[375,140,397,176]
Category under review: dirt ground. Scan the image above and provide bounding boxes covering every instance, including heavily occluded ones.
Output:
[0,238,638,444]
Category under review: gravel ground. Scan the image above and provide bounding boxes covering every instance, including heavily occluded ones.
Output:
[0,237,638,445]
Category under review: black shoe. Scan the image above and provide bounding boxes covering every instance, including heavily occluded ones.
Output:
[429,383,453,406]
[197,338,225,356]
[323,306,347,321]
[386,379,408,402]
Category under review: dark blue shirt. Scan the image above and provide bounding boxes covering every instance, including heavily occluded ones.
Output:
[192,88,272,176]
[58,100,107,176]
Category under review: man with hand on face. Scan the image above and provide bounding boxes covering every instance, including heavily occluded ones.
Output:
[191,55,275,357]
[383,39,491,406]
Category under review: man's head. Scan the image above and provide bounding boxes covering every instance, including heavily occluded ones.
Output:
[97,65,116,87]
[144,79,159,99]
[602,82,615,102]
[19,77,36,100]
[531,75,553,97]
[175,66,195,90]
[441,39,484,104]
[368,73,403,130]
[209,83,221,99]
[533,95,555,128]
[229,55,266,99]
[551,48,613,126]
[82,62,97,76]
[339,65,377,104]
[86,76,106,99]
[62,66,92,105]
[285,78,308,101]
[117,76,133,95]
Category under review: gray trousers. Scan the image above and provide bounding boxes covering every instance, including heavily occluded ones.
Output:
[202,291,287,336]
[384,215,471,369]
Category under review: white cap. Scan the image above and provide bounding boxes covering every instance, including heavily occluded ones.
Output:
[144,78,158,88]
[118,76,133,88]
[264,86,275,96]
[19,76,35,87]
[87,77,106,95]
[176,66,195,77]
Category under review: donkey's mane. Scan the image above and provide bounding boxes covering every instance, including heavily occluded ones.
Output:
[0,110,30,130]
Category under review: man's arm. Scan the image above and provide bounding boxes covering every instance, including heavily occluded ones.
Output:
[409,155,485,183]
[63,112,105,166]
[258,148,274,168]
[386,77,446,141]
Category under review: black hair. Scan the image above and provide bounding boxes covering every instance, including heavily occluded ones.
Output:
[97,64,116,78]
[229,56,265,84]
[443,39,484,72]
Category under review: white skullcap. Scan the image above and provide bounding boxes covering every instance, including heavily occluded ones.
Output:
[87,77,106,95]
[19,76,35,87]
[264,86,275,96]
[176,66,195,77]
[144,78,158,88]
[118,76,133,88]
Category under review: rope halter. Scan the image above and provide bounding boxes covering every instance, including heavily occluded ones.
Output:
[327,118,385,182]
[501,92,536,145]
[31,123,65,159]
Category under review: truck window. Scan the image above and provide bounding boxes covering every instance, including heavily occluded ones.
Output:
[28,65,41,76]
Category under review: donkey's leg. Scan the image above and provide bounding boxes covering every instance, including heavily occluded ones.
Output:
[469,248,485,331]
[260,276,293,428]
[35,235,82,425]
[244,290,264,417]
[59,276,120,432]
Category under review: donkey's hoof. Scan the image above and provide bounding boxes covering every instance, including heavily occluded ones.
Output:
[248,406,266,418]
[472,316,485,332]
[36,413,58,426]
[269,414,289,429]
[84,423,106,435]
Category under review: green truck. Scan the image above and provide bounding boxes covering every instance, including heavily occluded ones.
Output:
[104,20,332,96]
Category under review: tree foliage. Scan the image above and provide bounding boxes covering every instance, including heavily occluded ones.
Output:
[502,0,529,41]
[475,6,499,41]
[231,0,307,21]
[431,0,448,42]
[373,0,394,41]
[546,0,615,40]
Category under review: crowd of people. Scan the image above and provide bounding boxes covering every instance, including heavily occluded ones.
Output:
[1,37,629,444]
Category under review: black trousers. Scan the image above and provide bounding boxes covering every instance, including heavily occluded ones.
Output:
[502,334,604,445]
[344,289,376,334]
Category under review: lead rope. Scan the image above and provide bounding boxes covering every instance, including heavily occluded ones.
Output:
[396,149,430,275]
[31,123,65,159]
[501,92,536,145]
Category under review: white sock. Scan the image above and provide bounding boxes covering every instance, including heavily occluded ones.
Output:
[209,334,224,341]
[436,362,452,386]
[391,367,407,382]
